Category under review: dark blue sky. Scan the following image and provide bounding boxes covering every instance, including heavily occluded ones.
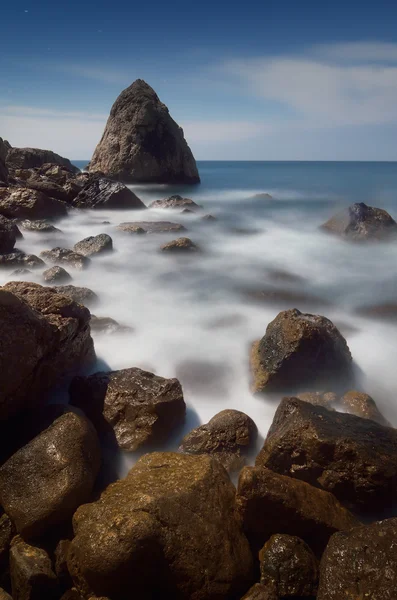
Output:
[2,0,397,159]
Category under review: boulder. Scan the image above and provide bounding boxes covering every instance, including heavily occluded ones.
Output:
[149,195,202,210]
[5,147,78,173]
[0,281,95,420]
[160,237,199,252]
[0,411,101,538]
[259,534,318,597]
[179,409,257,473]
[10,536,58,600]
[71,178,146,210]
[0,188,67,220]
[321,202,397,241]
[88,79,200,184]
[201,213,216,221]
[117,220,185,234]
[317,518,397,599]
[256,397,397,511]
[0,139,9,184]
[19,219,61,233]
[341,390,390,426]
[69,367,186,451]
[22,178,71,203]
[90,315,131,334]
[73,234,113,257]
[0,589,12,600]
[43,266,72,284]
[0,513,14,571]
[54,285,98,307]
[40,248,90,270]
[67,452,252,599]
[250,309,353,394]
[55,539,73,591]
[37,163,79,184]
[0,216,17,253]
[10,268,31,276]
[236,465,359,556]
[296,391,337,408]
[241,583,278,600]
[0,251,45,269]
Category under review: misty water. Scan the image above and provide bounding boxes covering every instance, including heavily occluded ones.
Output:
[2,160,397,475]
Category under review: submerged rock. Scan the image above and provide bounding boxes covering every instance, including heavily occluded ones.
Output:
[73,233,113,257]
[5,146,79,173]
[90,315,131,334]
[0,215,17,253]
[20,219,62,233]
[243,286,330,310]
[356,302,397,322]
[72,177,146,210]
[88,79,200,184]
[10,536,58,600]
[250,309,353,394]
[160,237,200,252]
[70,367,186,451]
[40,247,90,270]
[67,453,252,599]
[321,202,397,241]
[0,251,45,269]
[179,409,257,473]
[0,187,67,220]
[117,220,186,234]
[43,265,72,284]
[256,397,397,511]
[341,389,390,425]
[54,285,98,307]
[149,195,202,210]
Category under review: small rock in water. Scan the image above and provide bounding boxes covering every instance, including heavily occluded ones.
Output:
[10,268,32,277]
[341,390,390,426]
[149,194,202,210]
[20,219,62,233]
[0,251,45,269]
[265,267,305,285]
[43,265,72,284]
[160,237,200,252]
[55,284,98,307]
[73,233,113,257]
[321,202,397,241]
[117,220,186,234]
[201,213,216,221]
[90,315,132,334]
[40,247,90,270]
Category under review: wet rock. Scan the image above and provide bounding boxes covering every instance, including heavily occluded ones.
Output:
[321,202,397,241]
[72,178,146,210]
[236,465,359,556]
[67,452,252,599]
[90,315,131,334]
[43,266,72,284]
[356,302,397,323]
[259,534,318,597]
[37,163,79,185]
[88,79,200,184]
[10,536,58,600]
[256,397,397,512]
[117,220,186,234]
[6,147,78,173]
[179,409,257,473]
[160,237,199,252]
[23,178,71,203]
[149,195,202,210]
[19,219,62,233]
[296,391,337,408]
[241,583,278,600]
[250,309,353,394]
[40,248,90,270]
[341,390,390,426]
[0,281,95,420]
[0,216,17,254]
[181,208,195,214]
[54,285,98,307]
[0,252,45,269]
[0,411,101,538]
[69,367,186,451]
[0,188,67,220]
[317,518,397,600]
[73,234,113,257]
[0,514,14,571]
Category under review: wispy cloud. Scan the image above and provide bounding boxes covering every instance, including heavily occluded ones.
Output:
[57,64,132,85]
[1,105,108,121]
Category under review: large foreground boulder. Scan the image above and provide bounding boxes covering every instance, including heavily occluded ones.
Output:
[88,79,200,184]
[70,368,186,451]
[0,187,67,220]
[317,518,397,599]
[0,282,95,420]
[0,411,101,538]
[321,202,397,241]
[67,453,253,599]
[72,178,146,210]
[256,397,397,512]
[5,146,78,173]
[250,309,353,394]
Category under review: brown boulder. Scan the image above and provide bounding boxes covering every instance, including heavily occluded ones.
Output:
[23,177,71,203]
[67,452,252,599]
[0,514,14,571]
[149,195,202,210]
[0,251,45,270]
[10,536,58,600]
[5,147,78,173]
[256,397,397,511]
[73,234,113,257]
[0,588,12,600]
[54,285,98,307]
[250,309,353,394]
[40,248,90,270]
[296,391,337,408]
[117,220,185,234]
[0,216,18,253]
[160,237,199,252]
[19,219,61,233]
[43,266,72,284]
[179,409,257,473]
[0,188,67,220]
[69,367,186,451]
[0,411,101,538]
[90,315,131,334]
[321,202,397,241]
[341,390,390,426]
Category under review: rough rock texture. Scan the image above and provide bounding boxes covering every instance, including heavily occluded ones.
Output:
[179,409,257,473]
[0,252,45,269]
[296,391,337,408]
[73,234,113,257]
[55,539,72,590]
[0,588,12,600]
[19,219,61,233]
[72,178,146,210]
[40,248,90,270]
[10,536,58,600]
[149,195,202,210]
[256,397,397,511]
[90,315,131,334]
[241,583,278,600]
[69,368,186,451]
[0,216,17,253]
[250,309,353,394]
[0,513,14,570]
[321,202,397,241]
[67,452,252,600]
[37,163,78,184]
[88,79,200,184]
[236,465,358,556]
[0,139,9,184]
[117,220,185,234]
[6,146,78,173]
[0,412,101,538]
[160,237,199,252]
[0,187,67,220]
[341,390,390,425]
[317,518,397,600]
[54,285,98,307]
[0,281,95,420]
[22,178,71,203]
[259,534,318,597]
[43,266,72,284]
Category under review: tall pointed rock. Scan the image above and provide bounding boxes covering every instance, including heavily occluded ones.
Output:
[89,80,200,184]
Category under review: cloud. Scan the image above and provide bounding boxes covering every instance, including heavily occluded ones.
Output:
[1,105,108,121]
[182,120,277,143]
[57,64,132,85]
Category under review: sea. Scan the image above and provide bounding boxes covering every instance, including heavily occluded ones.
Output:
[5,160,397,474]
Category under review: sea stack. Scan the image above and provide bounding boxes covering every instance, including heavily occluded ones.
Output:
[88,79,200,184]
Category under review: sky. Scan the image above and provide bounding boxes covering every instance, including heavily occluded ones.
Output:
[2,0,397,160]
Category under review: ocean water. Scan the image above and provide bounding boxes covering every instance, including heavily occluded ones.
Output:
[5,160,397,474]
